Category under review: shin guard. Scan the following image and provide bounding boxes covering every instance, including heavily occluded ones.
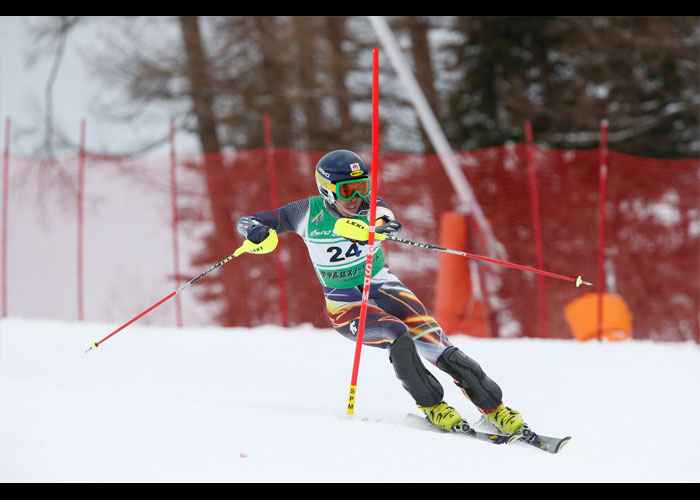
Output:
[389,333,444,407]
[436,347,502,411]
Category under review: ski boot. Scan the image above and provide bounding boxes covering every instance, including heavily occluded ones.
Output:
[484,403,524,435]
[419,400,462,431]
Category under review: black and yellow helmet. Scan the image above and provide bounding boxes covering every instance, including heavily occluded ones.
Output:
[315,150,371,205]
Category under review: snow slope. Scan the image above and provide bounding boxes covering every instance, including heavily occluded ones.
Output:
[0,318,698,483]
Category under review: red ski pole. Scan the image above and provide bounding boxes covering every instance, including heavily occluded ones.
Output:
[85,230,278,353]
[382,235,593,287]
[334,219,593,288]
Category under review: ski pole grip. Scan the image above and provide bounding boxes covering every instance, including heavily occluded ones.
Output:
[334,218,387,241]
[233,229,279,256]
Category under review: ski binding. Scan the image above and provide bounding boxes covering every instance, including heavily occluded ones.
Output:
[407,413,522,446]
[475,415,572,454]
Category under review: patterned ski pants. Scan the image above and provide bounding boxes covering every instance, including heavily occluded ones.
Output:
[323,268,453,364]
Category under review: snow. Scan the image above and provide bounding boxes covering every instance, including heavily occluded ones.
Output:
[1,318,698,482]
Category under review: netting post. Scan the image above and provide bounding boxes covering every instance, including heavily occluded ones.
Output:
[525,122,547,338]
[597,120,609,342]
[1,117,9,318]
[263,115,289,327]
[77,119,86,321]
[170,119,183,327]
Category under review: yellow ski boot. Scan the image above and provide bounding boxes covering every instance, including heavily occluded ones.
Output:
[485,403,524,435]
[419,400,462,431]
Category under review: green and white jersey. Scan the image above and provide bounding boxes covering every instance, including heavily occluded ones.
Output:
[241,195,391,289]
[301,196,385,288]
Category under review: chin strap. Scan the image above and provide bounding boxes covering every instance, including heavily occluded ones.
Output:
[334,203,369,218]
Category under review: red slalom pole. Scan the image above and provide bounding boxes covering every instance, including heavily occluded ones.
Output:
[346,48,380,416]
[596,119,609,341]
[263,115,290,327]
[169,118,183,328]
[77,119,86,322]
[525,122,547,337]
[2,118,10,318]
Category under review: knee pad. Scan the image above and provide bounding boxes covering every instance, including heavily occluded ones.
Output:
[436,347,502,411]
[389,333,444,407]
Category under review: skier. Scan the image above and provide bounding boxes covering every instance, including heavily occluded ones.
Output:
[236,149,525,435]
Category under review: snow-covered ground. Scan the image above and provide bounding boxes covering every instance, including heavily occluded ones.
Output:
[0,317,698,483]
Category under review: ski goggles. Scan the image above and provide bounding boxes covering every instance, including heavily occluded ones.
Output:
[317,171,371,200]
[335,178,370,200]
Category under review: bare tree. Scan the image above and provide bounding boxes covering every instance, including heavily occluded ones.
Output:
[26,15,81,156]
[322,16,359,147]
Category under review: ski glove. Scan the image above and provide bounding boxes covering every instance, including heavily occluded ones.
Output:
[237,216,276,245]
[236,215,259,238]
[246,224,272,244]
[342,218,400,246]
[375,219,401,238]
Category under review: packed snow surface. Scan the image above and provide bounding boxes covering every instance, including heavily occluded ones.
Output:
[1,318,698,482]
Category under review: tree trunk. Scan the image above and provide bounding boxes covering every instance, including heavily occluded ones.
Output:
[325,16,356,147]
[179,15,241,326]
[409,16,440,154]
[292,16,324,150]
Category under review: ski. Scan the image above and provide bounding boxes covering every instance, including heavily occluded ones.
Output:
[407,413,522,446]
[516,426,572,454]
[475,416,572,454]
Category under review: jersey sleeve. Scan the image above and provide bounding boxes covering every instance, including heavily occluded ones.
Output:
[236,198,310,238]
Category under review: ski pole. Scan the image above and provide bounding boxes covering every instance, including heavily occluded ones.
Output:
[334,218,593,288]
[383,235,592,287]
[85,230,278,353]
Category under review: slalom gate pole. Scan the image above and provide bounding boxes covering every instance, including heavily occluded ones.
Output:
[84,231,276,353]
[346,48,380,417]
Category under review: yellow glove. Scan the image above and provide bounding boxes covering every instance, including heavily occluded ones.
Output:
[234,228,278,257]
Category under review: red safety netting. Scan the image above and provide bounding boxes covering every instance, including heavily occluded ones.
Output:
[2,142,698,342]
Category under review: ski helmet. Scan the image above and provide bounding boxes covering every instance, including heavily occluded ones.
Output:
[315,150,370,206]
